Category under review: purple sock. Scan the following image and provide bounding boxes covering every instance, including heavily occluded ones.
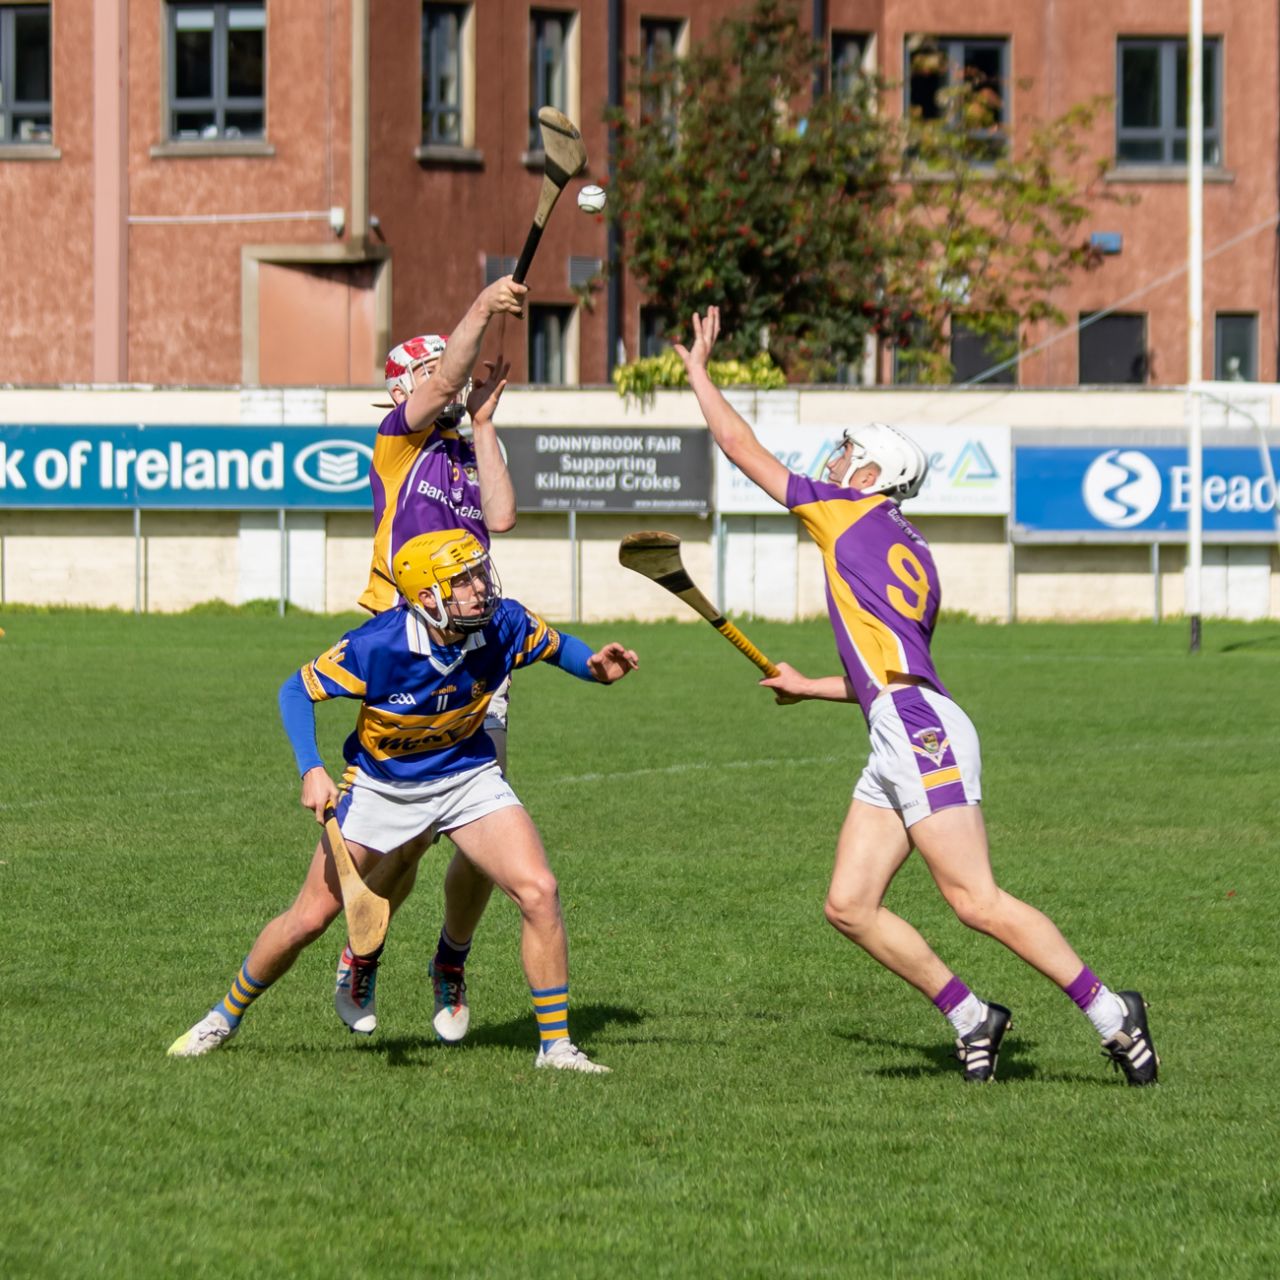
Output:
[1063,965,1102,1011]
[932,975,971,1015]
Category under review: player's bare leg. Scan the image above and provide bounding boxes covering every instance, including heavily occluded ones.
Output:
[448,804,607,1072]
[171,834,383,1056]
[824,799,953,998]
[825,798,1011,1081]
[909,804,1084,986]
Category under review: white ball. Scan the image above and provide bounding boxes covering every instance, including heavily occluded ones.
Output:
[577,184,607,214]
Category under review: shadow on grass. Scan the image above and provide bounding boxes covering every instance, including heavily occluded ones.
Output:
[835,1026,1041,1082]
[835,1027,1126,1086]
[1219,633,1280,652]
[368,1001,646,1067]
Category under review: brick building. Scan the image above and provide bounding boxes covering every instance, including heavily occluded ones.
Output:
[0,0,1275,389]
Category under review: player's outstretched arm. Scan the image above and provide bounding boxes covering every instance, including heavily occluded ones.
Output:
[673,306,790,508]
[586,642,639,684]
[468,356,516,532]
[403,277,527,431]
[759,662,855,704]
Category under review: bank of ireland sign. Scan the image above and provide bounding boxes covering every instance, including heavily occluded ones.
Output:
[1015,445,1280,535]
[0,426,378,508]
[714,424,1011,515]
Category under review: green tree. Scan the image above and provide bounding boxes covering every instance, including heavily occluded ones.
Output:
[608,0,901,382]
[607,0,1115,387]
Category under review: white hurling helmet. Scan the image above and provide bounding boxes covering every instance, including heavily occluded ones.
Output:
[383,334,468,429]
[832,422,929,501]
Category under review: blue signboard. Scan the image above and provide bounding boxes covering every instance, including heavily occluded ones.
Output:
[1015,445,1280,535]
[0,425,379,509]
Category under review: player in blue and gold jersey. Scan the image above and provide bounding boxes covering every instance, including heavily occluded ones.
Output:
[675,307,1158,1086]
[341,274,526,1044]
[168,530,638,1072]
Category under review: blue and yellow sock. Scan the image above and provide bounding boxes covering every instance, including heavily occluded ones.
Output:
[530,983,569,1053]
[215,960,269,1028]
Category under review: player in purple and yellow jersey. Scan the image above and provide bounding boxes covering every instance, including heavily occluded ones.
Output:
[168,529,638,1072]
[675,307,1158,1086]
[335,276,526,1045]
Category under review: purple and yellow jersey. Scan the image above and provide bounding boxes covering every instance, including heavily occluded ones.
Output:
[358,401,488,614]
[298,596,561,782]
[786,473,948,722]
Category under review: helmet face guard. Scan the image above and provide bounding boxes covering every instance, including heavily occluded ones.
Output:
[829,422,929,501]
[392,530,500,632]
[384,334,468,429]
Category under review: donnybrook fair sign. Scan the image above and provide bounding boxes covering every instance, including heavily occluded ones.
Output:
[504,427,711,513]
[0,425,378,509]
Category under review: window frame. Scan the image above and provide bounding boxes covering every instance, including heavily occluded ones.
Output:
[830,31,871,100]
[0,4,53,146]
[165,1,267,145]
[1078,312,1149,385]
[421,2,476,150]
[639,16,684,141]
[528,9,574,153]
[1214,312,1257,382]
[528,302,577,385]
[950,317,1018,386]
[1116,36,1222,167]
[905,34,1010,159]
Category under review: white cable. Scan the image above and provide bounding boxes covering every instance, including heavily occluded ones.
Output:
[127,210,334,225]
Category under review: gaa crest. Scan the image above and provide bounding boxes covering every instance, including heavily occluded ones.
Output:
[911,726,948,767]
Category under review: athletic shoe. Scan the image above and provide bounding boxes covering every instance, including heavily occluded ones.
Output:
[1101,991,1159,1086]
[955,1002,1013,1083]
[430,960,470,1043]
[335,948,378,1036]
[167,1009,237,1058]
[534,1039,611,1074]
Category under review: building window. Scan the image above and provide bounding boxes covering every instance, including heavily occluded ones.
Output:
[1215,314,1257,381]
[831,33,868,99]
[167,2,265,141]
[906,35,1008,159]
[422,4,469,146]
[0,5,52,144]
[1079,313,1147,384]
[529,304,574,384]
[639,306,667,359]
[529,10,570,150]
[640,18,682,140]
[951,319,1017,385]
[1117,38,1221,166]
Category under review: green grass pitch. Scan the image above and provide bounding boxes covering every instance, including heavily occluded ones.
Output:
[1,607,1278,1278]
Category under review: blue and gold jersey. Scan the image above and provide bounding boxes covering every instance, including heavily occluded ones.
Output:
[298,597,563,782]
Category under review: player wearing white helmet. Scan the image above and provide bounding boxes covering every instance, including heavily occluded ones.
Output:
[674,306,1159,1088]
[337,275,526,1044]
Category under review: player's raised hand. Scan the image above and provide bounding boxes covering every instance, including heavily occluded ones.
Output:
[300,766,339,822]
[672,307,720,376]
[467,356,511,425]
[588,642,639,684]
[482,275,528,319]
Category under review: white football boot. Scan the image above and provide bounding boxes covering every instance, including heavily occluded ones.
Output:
[335,947,379,1035]
[534,1039,611,1074]
[167,1009,237,1058]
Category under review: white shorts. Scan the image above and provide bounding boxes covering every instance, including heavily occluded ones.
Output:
[336,761,521,854]
[483,674,511,733]
[853,686,982,828]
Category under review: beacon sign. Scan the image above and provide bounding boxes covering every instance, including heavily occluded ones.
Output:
[1015,445,1280,536]
[0,425,377,509]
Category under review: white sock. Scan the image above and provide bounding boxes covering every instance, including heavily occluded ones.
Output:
[1084,985,1126,1040]
[945,992,987,1038]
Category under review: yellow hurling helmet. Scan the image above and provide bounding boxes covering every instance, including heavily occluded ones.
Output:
[392,529,500,631]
